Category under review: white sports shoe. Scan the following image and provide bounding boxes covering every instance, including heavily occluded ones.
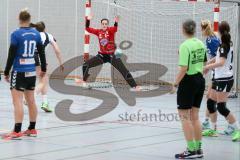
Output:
[75,79,92,89]
[131,86,143,92]
[223,125,235,135]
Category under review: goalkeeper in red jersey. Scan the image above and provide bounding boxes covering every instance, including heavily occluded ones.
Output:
[79,14,141,90]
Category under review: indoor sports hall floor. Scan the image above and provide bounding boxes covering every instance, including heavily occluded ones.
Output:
[0,81,239,160]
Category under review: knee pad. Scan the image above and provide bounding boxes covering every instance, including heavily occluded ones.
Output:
[217,102,230,117]
[207,99,217,114]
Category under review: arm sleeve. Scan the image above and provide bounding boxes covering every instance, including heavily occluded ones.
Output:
[37,44,47,72]
[85,19,99,35]
[4,45,17,76]
[108,22,118,33]
[109,26,118,33]
[178,44,189,66]
[10,33,18,46]
[219,45,229,59]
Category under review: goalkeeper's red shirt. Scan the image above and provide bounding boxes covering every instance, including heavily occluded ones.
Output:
[86,26,118,54]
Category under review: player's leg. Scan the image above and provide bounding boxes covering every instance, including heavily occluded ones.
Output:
[216,80,240,141]
[40,74,52,112]
[35,66,42,94]
[23,90,38,137]
[175,76,197,159]
[202,89,218,137]
[191,107,203,158]
[82,55,104,81]
[34,62,51,112]
[191,75,205,158]
[202,109,210,128]
[176,108,197,159]
[4,72,25,140]
[23,65,40,106]
[110,56,139,89]
[202,83,212,130]
[79,55,104,86]
[10,89,24,139]
[23,75,38,136]
[179,109,194,144]
[202,80,219,137]
[34,53,42,94]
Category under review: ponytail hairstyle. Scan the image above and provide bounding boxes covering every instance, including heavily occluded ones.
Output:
[219,21,232,49]
[30,23,36,28]
[35,21,46,32]
[201,19,215,37]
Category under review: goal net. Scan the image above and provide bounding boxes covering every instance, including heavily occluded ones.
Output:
[83,0,239,88]
[0,0,239,89]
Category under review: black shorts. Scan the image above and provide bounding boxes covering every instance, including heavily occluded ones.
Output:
[212,79,234,92]
[177,73,205,109]
[10,71,36,92]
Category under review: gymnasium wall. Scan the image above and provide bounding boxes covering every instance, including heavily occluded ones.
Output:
[0,0,239,90]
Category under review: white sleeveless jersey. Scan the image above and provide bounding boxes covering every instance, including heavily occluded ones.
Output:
[214,46,233,80]
[40,32,55,48]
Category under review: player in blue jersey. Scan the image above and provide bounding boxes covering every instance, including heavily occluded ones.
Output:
[200,20,220,135]
[3,9,47,140]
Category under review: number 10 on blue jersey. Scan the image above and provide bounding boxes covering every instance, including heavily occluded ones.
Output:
[23,40,36,58]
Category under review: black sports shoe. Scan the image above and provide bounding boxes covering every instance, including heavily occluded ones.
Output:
[196,149,204,158]
[175,149,197,159]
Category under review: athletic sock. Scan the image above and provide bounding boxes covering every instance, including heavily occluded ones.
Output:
[14,123,22,133]
[187,141,195,151]
[205,117,209,122]
[195,140,202,150]
[28,122,36,130]
[42,95,48,104]
[211,122,217,130]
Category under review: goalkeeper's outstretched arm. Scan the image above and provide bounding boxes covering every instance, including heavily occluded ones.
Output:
[85,16,99,35]
[109,16,120,33]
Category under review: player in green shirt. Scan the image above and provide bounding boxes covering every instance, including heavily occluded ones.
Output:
[173,19,207,159]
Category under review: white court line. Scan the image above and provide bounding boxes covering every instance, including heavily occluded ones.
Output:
[0,129,10,134]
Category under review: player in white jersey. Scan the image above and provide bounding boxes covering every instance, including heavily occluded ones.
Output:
[203,21,240,142]
[32,22,64,112]
[200,20,220,131]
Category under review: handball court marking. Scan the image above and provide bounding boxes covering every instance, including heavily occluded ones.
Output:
[0,81,239,160]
